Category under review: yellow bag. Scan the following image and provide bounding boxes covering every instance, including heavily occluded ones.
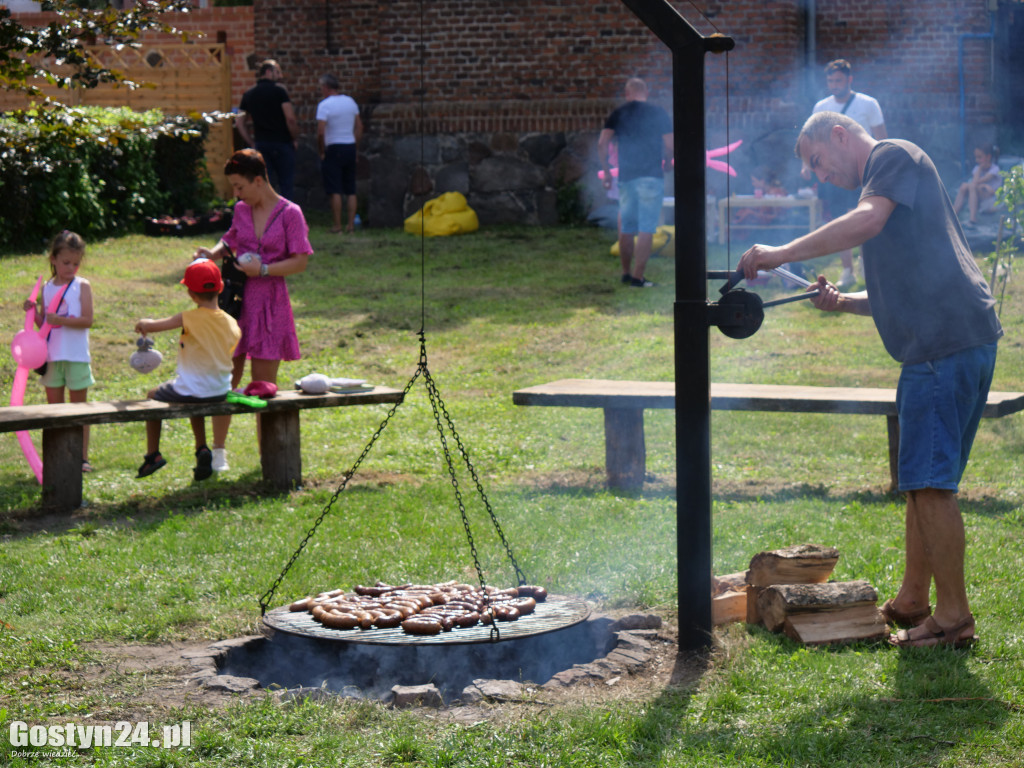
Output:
[609,225,674,257]
[404,192,480,237]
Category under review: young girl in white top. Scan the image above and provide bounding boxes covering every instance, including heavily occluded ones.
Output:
[23,231,95,471]
[953,143,1002,228]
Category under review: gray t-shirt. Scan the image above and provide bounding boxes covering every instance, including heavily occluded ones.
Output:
[859,140,1002,365]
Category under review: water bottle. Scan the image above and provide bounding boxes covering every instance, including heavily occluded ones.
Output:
[354,214,362,230]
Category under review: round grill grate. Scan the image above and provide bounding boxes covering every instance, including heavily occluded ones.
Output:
[262,594,591,646]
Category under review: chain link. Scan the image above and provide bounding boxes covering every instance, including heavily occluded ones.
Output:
[258,361,423,614]
[259,334,524,632]
[423,367,525,585]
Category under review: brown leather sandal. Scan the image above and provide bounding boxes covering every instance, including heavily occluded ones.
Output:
[880,598,931,628]
[889,614,978,649]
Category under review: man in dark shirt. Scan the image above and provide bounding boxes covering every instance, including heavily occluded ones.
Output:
[739,111,1002,649]
[598,78,673,288]
[237,60,300,200]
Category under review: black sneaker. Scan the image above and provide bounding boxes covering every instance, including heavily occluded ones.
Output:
[630,277,655,287]
[193,446,213,481]
[621,273,631,284]
[137,452,167,478]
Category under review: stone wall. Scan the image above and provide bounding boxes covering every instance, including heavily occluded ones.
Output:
[261,0,998,226]
[7,0,1003,226]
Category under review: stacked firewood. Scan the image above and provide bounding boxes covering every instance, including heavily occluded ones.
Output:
[712,544,887,645]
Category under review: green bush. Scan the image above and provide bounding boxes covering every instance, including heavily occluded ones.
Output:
[0,106,220,252]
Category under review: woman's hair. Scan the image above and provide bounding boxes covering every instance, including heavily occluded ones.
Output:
[224,149,269,182]
[48,230,85,276]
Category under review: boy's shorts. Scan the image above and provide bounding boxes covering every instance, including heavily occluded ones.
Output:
[151,382,227,404]
[41,361,94,391]
[618,176,665,234]
[896,342,997,492]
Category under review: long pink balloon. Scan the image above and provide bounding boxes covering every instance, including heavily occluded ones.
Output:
[10,277,44,484]
[598,139,743,181]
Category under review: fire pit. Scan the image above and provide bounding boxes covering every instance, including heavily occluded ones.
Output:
[211,601,649,703]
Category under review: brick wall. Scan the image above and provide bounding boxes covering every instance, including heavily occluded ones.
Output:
[7,0,1002,223]
[250,0,997,221]
[256,0,995,159]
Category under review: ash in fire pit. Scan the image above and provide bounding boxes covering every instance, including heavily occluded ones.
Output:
[215,612,661,703]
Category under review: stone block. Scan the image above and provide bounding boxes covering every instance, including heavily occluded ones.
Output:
[391,683,444,709]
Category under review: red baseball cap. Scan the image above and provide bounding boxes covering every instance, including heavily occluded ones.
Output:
[182,258,224,292]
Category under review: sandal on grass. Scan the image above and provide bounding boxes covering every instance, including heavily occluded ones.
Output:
[880,598,931,628]
[136,452,167,478]
[889,614,978,649]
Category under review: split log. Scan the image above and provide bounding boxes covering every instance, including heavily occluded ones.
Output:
[711,571,749,596]
[712,591,747,626]
[746,544,839,587]
[783,604,888,645]
[757,580,877,632]
[746,587,765,626]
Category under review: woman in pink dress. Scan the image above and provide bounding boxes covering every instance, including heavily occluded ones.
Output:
[194,149,313,471]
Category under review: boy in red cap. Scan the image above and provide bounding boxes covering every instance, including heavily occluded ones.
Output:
[134,258,241,480]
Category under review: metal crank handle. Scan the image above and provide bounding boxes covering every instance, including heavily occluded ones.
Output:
[718,267,746,295]
[771,266,813,289]
[761,289,820,308]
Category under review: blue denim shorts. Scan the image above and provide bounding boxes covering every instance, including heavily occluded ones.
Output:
[896,342,997,492]
[618,176,664,234]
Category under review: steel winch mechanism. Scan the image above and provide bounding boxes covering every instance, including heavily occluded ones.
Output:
[706,267,820,339]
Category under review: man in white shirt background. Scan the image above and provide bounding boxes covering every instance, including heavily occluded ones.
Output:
[810,59,887,288]
[316,73,364,234]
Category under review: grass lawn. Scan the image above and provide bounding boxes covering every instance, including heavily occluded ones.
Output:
[0,221,1022,766]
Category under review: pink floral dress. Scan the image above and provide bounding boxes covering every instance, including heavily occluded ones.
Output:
[221,198,313,361]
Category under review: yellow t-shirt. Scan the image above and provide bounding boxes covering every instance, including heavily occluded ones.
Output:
[171,307,241,398]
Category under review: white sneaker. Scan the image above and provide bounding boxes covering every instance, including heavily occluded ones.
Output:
[212,448,229,472]
[837,267,856,289]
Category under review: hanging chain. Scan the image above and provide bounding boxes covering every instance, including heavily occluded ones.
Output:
[423,366,525,586]
[259,334,525,630]
[258,363,423,615]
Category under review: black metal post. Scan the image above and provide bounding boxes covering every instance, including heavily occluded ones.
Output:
[619,0,733,650]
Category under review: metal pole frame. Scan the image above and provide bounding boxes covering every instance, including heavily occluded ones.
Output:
[618,0,734,650]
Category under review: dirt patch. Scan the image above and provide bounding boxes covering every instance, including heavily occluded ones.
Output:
[55,615,722,722]
[64,641,256,721]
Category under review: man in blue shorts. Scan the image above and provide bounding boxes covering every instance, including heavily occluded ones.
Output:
[738,112,1002,649]
[598,78,673,287]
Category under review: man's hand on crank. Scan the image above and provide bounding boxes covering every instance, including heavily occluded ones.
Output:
[809,275,872,316]
[809,275,841,311]
[737,243,788,280]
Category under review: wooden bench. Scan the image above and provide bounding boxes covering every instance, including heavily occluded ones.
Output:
[717,194,822,244]
[0,387,403,513]
[512,379,1024,490]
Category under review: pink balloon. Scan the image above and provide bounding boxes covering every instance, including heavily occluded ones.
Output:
[11,328,47,369]
[8,363,42,485]
[8,277,45,485]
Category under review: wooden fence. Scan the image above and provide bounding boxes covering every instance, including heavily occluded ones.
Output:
[0,43,234,197]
